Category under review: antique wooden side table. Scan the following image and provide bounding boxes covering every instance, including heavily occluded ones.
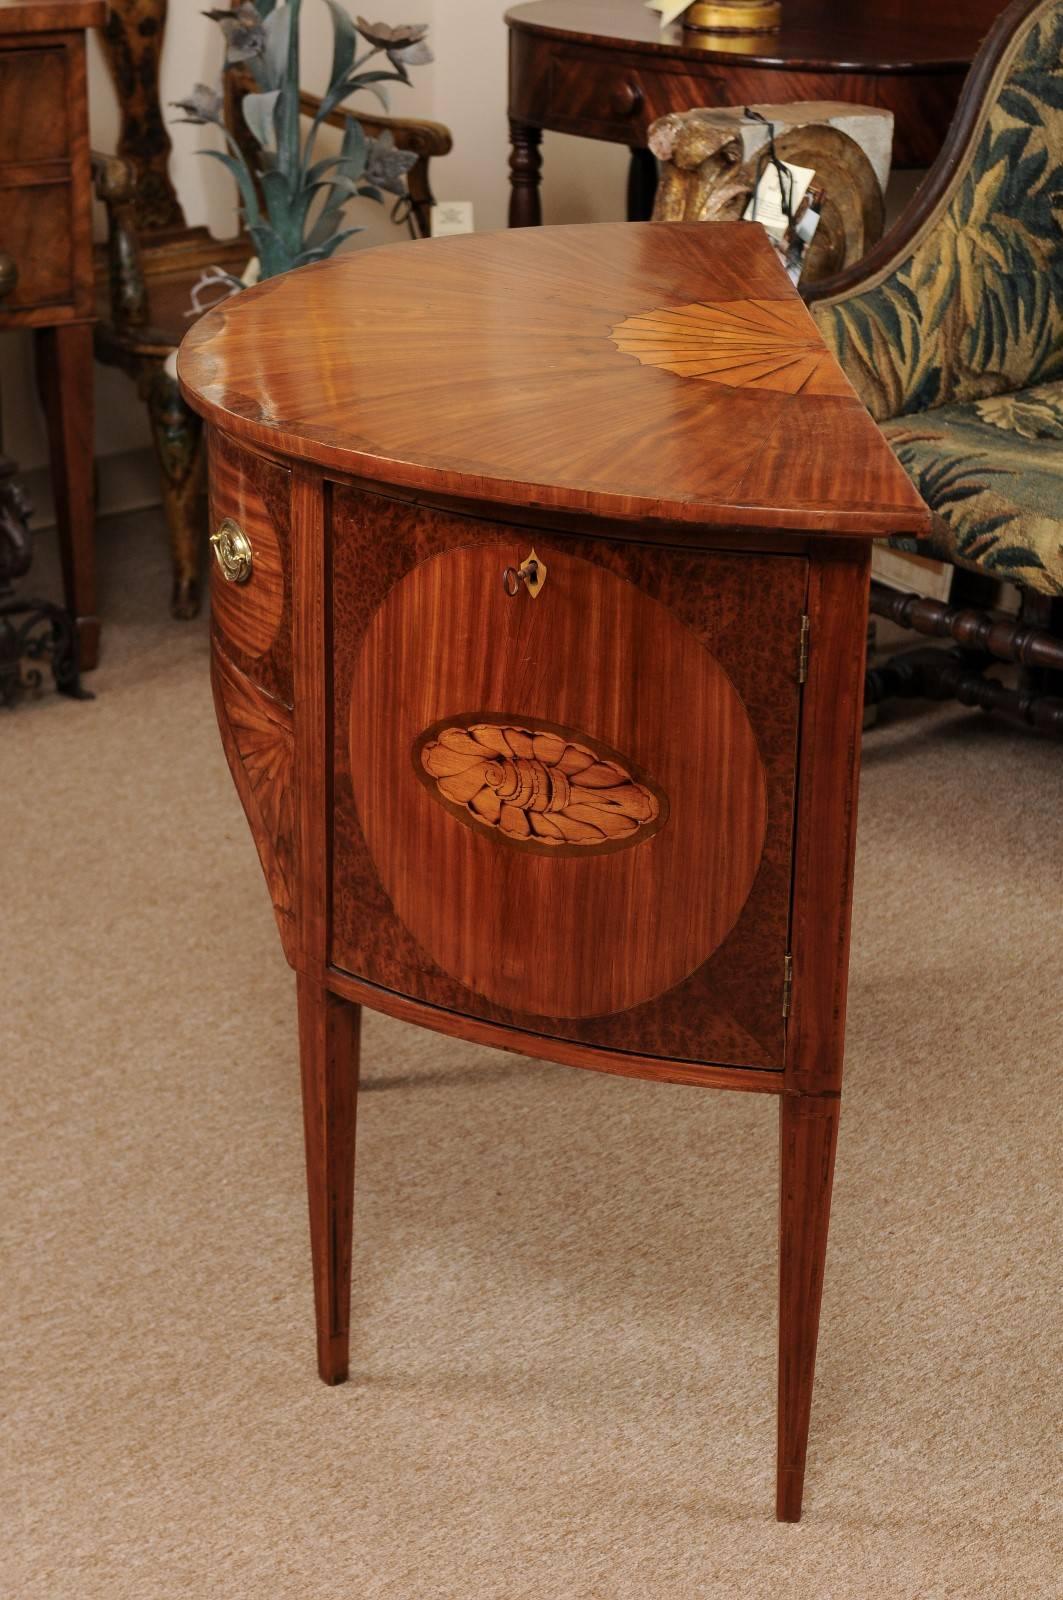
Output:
[0,0,105,671]
[178,222,929,1521]
[506,0,1005,226]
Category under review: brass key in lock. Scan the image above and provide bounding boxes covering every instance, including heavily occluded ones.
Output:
[501,549,547,598]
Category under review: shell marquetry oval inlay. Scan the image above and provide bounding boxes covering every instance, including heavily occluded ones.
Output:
[610,298,851,397]
[415,719,666,855]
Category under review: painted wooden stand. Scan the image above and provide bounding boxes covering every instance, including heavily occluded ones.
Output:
[178,222,929,1521]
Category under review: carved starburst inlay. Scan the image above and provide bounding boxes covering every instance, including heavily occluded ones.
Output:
[415,718,666,855]
[610,298,851,396]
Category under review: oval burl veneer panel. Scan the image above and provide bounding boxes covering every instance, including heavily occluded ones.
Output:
[207,434,290,699]
[347,542,767,1020]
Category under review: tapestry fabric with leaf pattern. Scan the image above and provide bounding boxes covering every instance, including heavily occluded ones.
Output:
[881,381,1063,592]
[811,0,1063,595]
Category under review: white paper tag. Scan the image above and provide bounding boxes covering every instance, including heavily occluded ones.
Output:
[743,161,816,239]
[431,200,475,237]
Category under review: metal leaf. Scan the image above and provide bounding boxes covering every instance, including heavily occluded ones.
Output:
[308,173,363,199]
[242,88,281,150]
[199,147,261,225]
[307,151,367,185]
[248,221,291,277]
[321,0,357,95]
[300,225,364,263]
[305,201,345,249]
[261,4,292,90]
[339,112,367,167]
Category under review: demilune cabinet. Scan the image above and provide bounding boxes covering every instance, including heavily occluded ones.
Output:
[180,220,931,1520]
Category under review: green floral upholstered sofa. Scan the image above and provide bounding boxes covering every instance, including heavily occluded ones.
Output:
[806,0,1063,726]
[811,0,1063,599]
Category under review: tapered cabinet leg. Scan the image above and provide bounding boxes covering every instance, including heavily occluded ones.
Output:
[297,974,361,1385]
[777,1091,841,1522]
[35,322,99,669]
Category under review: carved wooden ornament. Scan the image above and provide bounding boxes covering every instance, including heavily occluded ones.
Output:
[415,719,666,854]
[610,298,851,396]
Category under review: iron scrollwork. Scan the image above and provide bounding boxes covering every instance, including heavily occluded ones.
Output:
[0,456,89,708]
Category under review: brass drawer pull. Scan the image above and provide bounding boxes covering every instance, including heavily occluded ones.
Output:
[502,548,547,598]
[0,252,18,300]
[210,518,253,583]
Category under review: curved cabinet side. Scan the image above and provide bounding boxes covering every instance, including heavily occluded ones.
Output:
[208,431,294,707]
[211,646,297,965]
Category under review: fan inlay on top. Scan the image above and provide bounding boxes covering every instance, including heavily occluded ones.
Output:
[610,298,851,397]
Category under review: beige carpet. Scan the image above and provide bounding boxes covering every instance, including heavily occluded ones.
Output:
[2,510,1061,1599]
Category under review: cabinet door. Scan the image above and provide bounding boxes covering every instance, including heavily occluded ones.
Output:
[330,486,807,1071]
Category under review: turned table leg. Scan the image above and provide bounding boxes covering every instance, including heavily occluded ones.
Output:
[508,119,543,227]
[777,1091,841,1521]
[35,322,99,670]
[297,974,361,1385]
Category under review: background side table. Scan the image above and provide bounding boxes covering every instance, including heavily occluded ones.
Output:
[506,0,1006,227]
[0,0,105,672]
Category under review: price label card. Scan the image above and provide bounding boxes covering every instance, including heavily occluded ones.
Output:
[743,161,816,239]
[431,201,475,237]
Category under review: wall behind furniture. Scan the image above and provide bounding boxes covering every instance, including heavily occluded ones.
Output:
[433,0,627,231]
[0,0,623,505]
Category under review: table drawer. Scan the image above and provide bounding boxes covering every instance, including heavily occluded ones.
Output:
[0,49,68,163]
[546,48,724,138]
[207,432,293,709]
[0,181,73,309]
[329,486,807,1071]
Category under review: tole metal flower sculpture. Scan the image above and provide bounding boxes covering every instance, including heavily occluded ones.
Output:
[173,1,430,280]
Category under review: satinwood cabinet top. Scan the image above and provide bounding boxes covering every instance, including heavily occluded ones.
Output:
[178,221,930,539]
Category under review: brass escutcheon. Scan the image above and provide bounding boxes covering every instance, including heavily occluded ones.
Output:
[210,518,253,583]
[501,548,547,599]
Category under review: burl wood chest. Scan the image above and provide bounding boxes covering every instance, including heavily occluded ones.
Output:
[178,221,930,1521]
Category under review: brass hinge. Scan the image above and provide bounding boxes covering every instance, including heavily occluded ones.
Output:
[797,614,810,684]
[782,953,793,1019]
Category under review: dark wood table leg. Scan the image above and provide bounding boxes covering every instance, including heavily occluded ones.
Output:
[297,973,361,1385]
[508,119,543,227]
[35,321,99,671]
[777,1090,841,1521]
[146,363,205,622]
[627,147,658,221]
